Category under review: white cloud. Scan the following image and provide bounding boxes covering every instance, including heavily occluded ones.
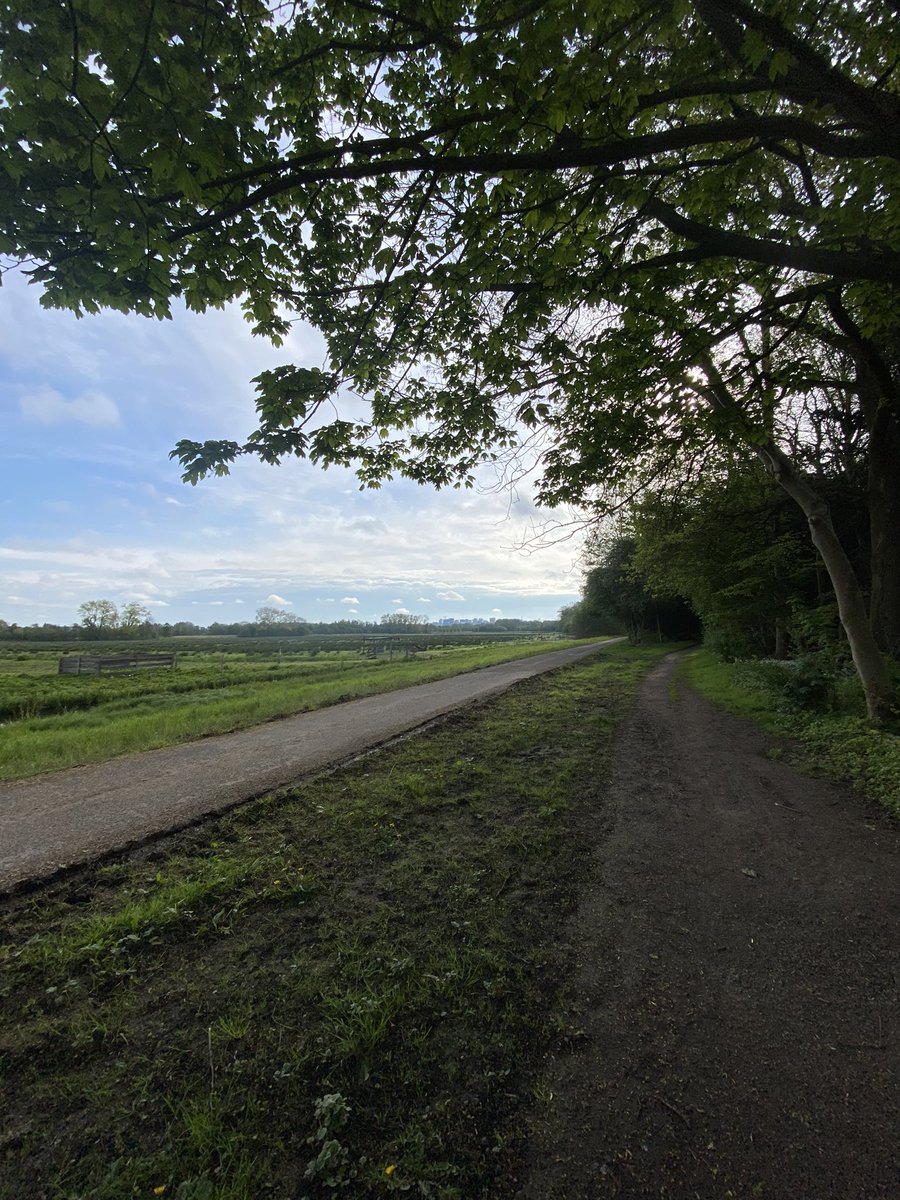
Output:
[491,608,503,614]
[393,607,410,615]
[19,386,121,428]
[210,600,225,606]
[1,275,587,626]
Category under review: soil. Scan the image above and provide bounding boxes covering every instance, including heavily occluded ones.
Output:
[515,652,899,1200]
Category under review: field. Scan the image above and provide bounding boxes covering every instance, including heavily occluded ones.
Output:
[0,633,583,780]
[0,644,663,1200]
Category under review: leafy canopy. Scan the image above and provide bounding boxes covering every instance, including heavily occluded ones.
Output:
[1,0,897,497]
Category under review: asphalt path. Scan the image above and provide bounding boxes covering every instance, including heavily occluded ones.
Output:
[0,639,620,892]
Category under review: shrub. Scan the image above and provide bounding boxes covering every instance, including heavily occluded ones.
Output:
[733,647,855,714]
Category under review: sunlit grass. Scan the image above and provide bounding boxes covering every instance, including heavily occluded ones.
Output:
[0,639,596,779]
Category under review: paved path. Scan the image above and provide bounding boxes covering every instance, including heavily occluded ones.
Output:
[0,639,619,892]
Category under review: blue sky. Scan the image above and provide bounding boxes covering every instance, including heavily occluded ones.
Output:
[0,272,585,628]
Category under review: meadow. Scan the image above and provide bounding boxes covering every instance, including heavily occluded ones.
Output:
[0,634,581,780]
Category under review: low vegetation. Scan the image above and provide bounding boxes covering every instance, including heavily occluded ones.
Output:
[682,649,900,819]
[0,645,663,1199]
[0,638,586,780]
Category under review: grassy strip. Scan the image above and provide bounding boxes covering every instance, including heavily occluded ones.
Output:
[0,658,348,721]
[681,649,900,819]
[0,639,590,780]
[0,644,661,1200]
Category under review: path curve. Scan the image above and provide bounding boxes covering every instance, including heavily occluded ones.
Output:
[0,639,620,893]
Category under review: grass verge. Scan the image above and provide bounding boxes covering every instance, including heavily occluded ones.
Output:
[0,643,662,1199]
[0,639,600,780]
[681,649,900,819]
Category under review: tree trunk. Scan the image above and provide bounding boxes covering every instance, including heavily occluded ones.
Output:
[824,292,900,661]
[867,405,900,660]
[698,353,896,723]
[756,441,895,723]
[774,616,788,660]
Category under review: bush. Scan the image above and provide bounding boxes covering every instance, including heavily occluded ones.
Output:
[703,623,772,661]
[733,646,856,714]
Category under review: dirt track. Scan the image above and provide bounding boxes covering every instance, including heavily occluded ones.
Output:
[516,652,900,1199]
[0,639,618,893]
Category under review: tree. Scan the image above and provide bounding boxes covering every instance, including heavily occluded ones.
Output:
[2,1,897,715]
[78,599,119,635]
[631,465,818,659]
[119,602,153,634]
[379,612,426,628]
[584,540,654,644]
[255,606,303,628]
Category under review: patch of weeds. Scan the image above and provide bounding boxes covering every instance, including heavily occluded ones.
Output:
[304,1092,356,1187]
[799,716,900,819]
[321,985,404,1059]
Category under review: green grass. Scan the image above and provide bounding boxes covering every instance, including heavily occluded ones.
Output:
[0,643,662,1200]
[681,649,900,819]
[0,639,603,780]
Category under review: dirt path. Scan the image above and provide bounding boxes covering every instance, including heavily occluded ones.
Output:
[516,652,899,1200]
[0,639,619,894]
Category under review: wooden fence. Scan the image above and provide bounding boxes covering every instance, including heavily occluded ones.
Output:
[58,652,177,675]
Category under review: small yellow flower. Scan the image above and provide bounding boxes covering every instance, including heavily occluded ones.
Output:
[153,1188,167,1196]
[384,1164,396,1177]
[273,879,281,886]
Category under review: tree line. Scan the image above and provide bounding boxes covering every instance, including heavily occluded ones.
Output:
[562,434,888,699]
[0,607,560,642]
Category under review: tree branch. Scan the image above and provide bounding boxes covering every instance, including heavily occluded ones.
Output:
[644,198,898,282]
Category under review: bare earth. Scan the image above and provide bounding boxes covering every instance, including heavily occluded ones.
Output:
[0,639,618,893]
[516,652,900,1199]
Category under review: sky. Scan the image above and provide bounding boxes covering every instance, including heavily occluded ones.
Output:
[0,271,586,628]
